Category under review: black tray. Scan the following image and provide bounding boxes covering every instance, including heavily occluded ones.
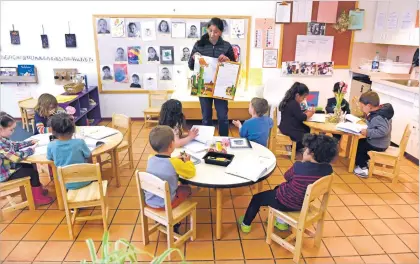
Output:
[203,151,234,167]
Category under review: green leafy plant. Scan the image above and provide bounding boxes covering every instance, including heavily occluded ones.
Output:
[82,231,187,264]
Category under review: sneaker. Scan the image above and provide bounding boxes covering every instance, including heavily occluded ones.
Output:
[354,166,368,178]
[238,216,251,233]
[274,220,289,231]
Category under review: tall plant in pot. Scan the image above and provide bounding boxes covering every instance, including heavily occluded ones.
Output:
[327,82,348,123]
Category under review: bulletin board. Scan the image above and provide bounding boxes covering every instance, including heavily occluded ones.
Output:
[92,15,251,94]
[278,1,356,69]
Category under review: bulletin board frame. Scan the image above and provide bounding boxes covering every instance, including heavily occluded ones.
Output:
[92,14,252,94]
[277,1,357,69]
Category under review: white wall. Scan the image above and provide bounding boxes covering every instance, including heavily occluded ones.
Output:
[1,0,351,118]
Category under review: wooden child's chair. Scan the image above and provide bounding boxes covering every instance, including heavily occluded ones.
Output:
[143,91,169,127]
[368,124,411,185]
[268,107,297,162]
[266,175,333,263]
[57,163,108,239]
[0,177,35,221]
[18,97,35,133]
[136,171,197,260]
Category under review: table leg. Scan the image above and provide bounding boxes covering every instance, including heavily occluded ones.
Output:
[348,136,360,173]
[216,188,223,240]
[257,181,263,193]
[51,164,64,210]
[112,149,121,188]
[344,135,352,158]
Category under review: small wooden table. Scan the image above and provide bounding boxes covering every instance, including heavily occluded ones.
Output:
[25,127,123,210]
[19,98,37,110]
[173,140,276,240]
[303,121,365,173]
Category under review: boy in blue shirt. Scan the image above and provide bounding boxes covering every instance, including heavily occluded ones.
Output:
[233,97,273,146]
[47,113,92,190]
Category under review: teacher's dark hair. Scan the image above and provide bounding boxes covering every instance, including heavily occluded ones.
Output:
[198,17,224,46]
[279,82,309,112]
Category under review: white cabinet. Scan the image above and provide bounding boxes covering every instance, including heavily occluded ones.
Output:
[371,81,419,159]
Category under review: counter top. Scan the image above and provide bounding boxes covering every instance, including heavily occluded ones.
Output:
[371,79,419,94]
[351,69,410,80]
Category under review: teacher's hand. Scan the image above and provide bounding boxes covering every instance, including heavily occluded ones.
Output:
[218,54,230,62]
[192,52,201,60]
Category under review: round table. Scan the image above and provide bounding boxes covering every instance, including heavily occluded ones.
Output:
[303,121,365,173]
[173,140,276,240]
[25,127,123,210]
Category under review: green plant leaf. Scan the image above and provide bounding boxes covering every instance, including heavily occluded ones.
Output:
[102,231,110,260]
[152,248,185,264]
[86,238,98,262]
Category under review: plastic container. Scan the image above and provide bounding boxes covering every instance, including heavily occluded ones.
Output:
[203,152,234,167]
[379,61,411,74]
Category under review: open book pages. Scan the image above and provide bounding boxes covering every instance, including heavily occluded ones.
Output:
[184,140,207,153]
[336,122,368,135]
[308,113,326,123]
[25,133,52,147]
[225,155,275,182]
[82,126,117,140]
[84,138,105,151]
[345,114,362,124]
[191,125,215,144]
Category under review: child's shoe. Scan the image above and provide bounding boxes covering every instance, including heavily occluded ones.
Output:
[238,216,251,233]
[354,166,368,178]
[274,218,289,231]
[32,186,54,206]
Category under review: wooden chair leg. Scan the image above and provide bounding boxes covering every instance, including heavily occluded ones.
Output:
[291,142,297,162]
[128,146,134,169]
[64,207,74,240]
[31,119,35,134]
[266,209,275,244]
[24,182,35,210]
[19,186,27,201]
[140,213,149,245]
[166,225,174,261]
[314,219,325,247]
[101,203,108,232]
[112,150,121,188]
[293,227,304,263]
[368,159,374,178]
[190,208,196,241]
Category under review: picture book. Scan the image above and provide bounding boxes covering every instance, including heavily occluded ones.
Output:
[17,65,35,76]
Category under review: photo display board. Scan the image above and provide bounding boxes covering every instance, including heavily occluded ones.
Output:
[93,15,251,93]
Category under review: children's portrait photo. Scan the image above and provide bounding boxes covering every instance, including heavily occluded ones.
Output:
[127,22,141,37]
[180,47,190,61]
[101,65,114,82]
[159,66,172,81]
[157,19,170,33]
[146,46,160,62]
[130,73,142,88]
[186,22,199,38]
[97,18,110,34]
[307,22,326,36]
[115,47,127,61]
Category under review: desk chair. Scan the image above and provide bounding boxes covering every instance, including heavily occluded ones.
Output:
[0,177,35,221]
[266,175,333,263]
[18,98,35,133]
[136,171,197,260]
[57,163,108,240]
[143,91,169,127]
[268,107,297,162]
[368,124,411,185]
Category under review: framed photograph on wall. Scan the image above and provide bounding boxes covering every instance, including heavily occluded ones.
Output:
[160,46,174,64]
[262,49,278,68]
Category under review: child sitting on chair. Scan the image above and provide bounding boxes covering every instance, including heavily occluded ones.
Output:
[326,82,351,141]
[145,125,196,210]
[232,97,273,146]
[34,93,65,135]
[47,113,92,190]
[354,91,394,178]
[238,134,337,233]
[159,99,198,148]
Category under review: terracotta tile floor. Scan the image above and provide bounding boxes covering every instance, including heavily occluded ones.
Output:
[0,121,418,263]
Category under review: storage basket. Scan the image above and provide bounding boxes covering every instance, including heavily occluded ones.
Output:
[63,83,84,94]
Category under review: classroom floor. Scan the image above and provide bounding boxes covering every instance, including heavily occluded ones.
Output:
[0,120,418,264]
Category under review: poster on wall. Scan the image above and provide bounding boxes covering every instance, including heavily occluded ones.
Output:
[160,46,174,64]
[115,47,127,62]
[200,22,208,37]
[130,73,142,88]
[146,46,160,62]
[10,30,20,45]
[128,46,142,64]
[349,10,365,30]
[186,21,200,38]
[231,19,245,39]
[180,46,191,62]
[100,65,114,82]
[232,44,241,62]
[41,34,49,48]
[111,18,125,37]
[127,21,141,37]
[157,19,171,34]
[171,22,186,38]
[159,66,172,81]
[65,34,77,48]
[262,49,278,68]
[113,64,128,83]
[143,73,158,90]
[97,18,111,34]
[141,21,156,41]
[307,22,326,36]
[255,18,275,48]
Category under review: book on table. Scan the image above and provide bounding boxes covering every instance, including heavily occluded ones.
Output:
[82,126,118,140]
[345,114,362,124]
[225,155,275,182]
[335,122,367,135]
[184,125,215,153]
[307,113,326,123]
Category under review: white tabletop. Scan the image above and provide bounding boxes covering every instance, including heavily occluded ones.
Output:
[172,139,276,188]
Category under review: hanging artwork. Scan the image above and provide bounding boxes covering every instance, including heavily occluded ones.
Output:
[10,30,20,45]
[200,22,208,37]
[255,18,275,48]
[141,21,157,41]
[65,34,77,48]
[160,46,174,64]
[232,44,241,62]
[143,73,158,90]
[40,35,49,48]
[230,19,245,39]
[113,64,128,83]
[128,46,142,64]
[111,18,125,37]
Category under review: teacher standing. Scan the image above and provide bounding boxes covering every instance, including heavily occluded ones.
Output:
[188,17,235,137]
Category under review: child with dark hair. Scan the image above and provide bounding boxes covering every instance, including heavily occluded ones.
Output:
[0,112,53,205]
[102,66,113,80]
[158,99,198,148]
[238,134,337,233]
[47,113,92,189]
[279,82,314,151]
[354,91,394,178]
[147,47,160,61]
[130,74,141,88]
[232,97,273,146]
[326,82,351,114]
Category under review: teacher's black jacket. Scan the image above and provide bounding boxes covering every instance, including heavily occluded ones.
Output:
[188,36,235,71]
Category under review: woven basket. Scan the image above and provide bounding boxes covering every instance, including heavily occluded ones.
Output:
[64,83,84,94]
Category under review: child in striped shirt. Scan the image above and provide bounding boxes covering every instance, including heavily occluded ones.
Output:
[238,134,338,233]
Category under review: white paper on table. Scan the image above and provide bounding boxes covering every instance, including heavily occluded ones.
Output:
[292,0,313,23]
[213,63,240,99]
[34,145,48,155]
[263,49,278,68]
[141,21,157,41]
[345,114,361,124]
[143,73,158,90]
[193,55,218,83]
[230,19,245,39]
[308,114,326,123]
[255,29,262,48]
[401,10,415,29]
[295,35,333,62]
[184,141,207,153]
[387,12,398,30]
[375,12,387,30]
[275,2,291,23]
[191,125,215,144]
[25,133,52,147]
[171,22,186,38]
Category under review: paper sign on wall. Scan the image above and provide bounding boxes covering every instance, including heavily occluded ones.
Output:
[292,0,313,23]
[295,35,334,62]
[255,18,275,48]
[317,1,338,23]
[275,2,291,23]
